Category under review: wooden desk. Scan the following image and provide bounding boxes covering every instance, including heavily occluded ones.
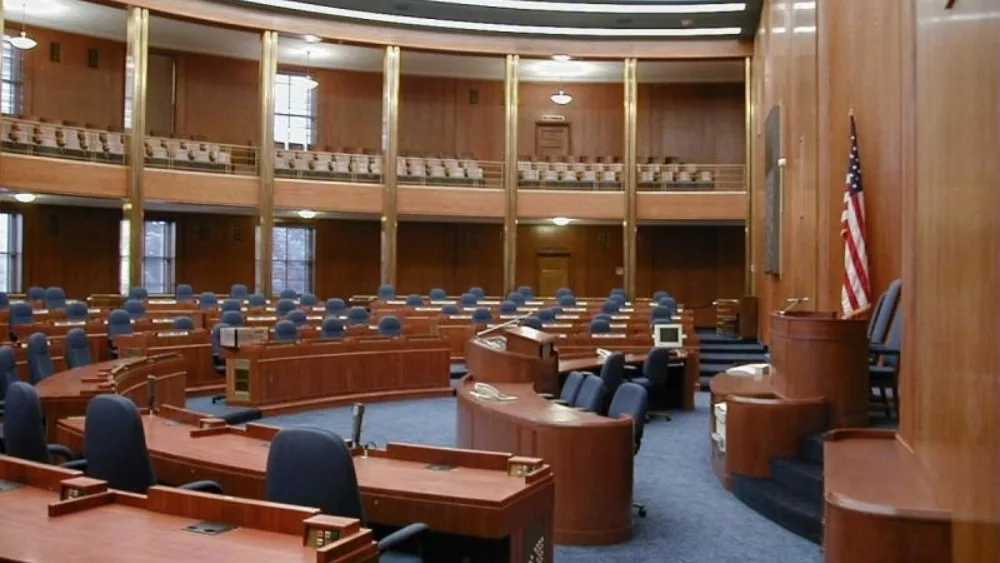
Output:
[455,378,633,546]
[115,329,215,391]
[0,455,378,563]
[56,417,555,563]
[558,349,697,411]
[34,355,188,441]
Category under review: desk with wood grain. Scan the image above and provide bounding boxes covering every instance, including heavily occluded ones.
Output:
[56,416,556,563]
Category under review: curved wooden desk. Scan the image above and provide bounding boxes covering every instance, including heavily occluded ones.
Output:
[34,355,187,440]
[455,378,634,546]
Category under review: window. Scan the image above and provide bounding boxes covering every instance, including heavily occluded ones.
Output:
[272,226,314,295]
[0,212,23,292]
[119,220,177,294]
[273,72,316,148]
[1,41,23,116]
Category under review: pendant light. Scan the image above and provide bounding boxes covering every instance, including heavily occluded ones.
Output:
[8,3,37,50]
[302,50,318,90]
[550,89,573,105]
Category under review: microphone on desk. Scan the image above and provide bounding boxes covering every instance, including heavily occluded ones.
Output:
[475,313,534,338]
[146,374,157,415]
[351,402,366,448]
[779,297,811,315]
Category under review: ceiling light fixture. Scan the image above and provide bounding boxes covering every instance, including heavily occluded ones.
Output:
[550,89,573,105]
[302,51,319,90]
[303,34,322,43]
[297,209,318,219]
[414,0,746,14]
[9,4,37,50]
[552,54,571,62]
[14,193,37,203]
[551,217,571,226]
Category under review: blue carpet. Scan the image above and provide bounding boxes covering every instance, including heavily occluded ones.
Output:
[256,393,822,563]
[187,396,260,419]
[450,362,469,378]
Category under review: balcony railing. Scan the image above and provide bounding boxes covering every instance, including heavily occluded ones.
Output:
[637,163,745,192]
[398,159,503,190]
[145,137,258,176]
[2,117,130,164]
[517,159,624,191]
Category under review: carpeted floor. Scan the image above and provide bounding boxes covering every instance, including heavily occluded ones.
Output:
[233,392,822,563]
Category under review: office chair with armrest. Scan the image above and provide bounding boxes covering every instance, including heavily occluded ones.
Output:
[124,299,146,319]
[610,287,627,299]
[209,322,229,404]
[404,294,423,307]
[274,320,299,342]
[275,298,297,316]
[44,287,67,310]
[299,293,319,307]
[870,307,903,420]
[220,310,244,327]
[459,293,478,307]
[320,318,346,339]
[175,284,194,302]
[558,294,576,307]
[69,395,222,493]
[626,347,670,421]
[325,298,346,315]
[429,288,447,301]
[26,333,55,385]
[555,287,572,298]
[26,286,46,302]
[601,301,621,315]
[471,308,492,324]
[65,301,89,321]
[9,302,34,326]
[279,289,299,300]
[517,286,534,299]
[0,291,9,310]
[537,308,557,322]
[499,300,518,315]
[574,375,606,412]
[248,293,268,308]
[347,307,369,326]
[589,318,611,335]
[0,346,20,416]
[441,304,461,316]
[220,299,242,313]
[65,328,92,369]
[522,316,543,330]
[608,382,649,516]
[595,352,625,414]
[506,292,526,306]
[539,371,584,405]
[266,428,427,560]
[172,316,195,330]
[198,291,218,310]
[285,310,307,327]
[377,285,395,300]
[652,290,668,302]
[377,315,403,337]
[609,294,626,307]
[127,286,148,301]
[230,284,250,299]
[468,286,485,300]
[868,279,901,347]
[3,382,77,464]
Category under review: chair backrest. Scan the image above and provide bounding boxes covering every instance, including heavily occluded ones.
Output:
[347,307,369,326]
[517,286,533,298]
[107,309,134,337]
[198,291,218,310]
[471,308,492,324]
[274,320,299,342]
[377,285,395,300]
[429,288,447,300]
[608,294,626,306]
[650,305,672,322]
[608,382,649,454]
[870,278,902,344]
[230,284,249,299]
[593,313,612,323]
[657,296,677,314]
[221,310,244,327]
[468,286,485,300]
[285,310,307,327]
[44,287,66,309]
[175,284,194,301]
[124,299,146,319]
[559,371,585,404]
[523,316,543,330]
[600,301,620,314]
[867,292,887,339]
[506,292,526,306]
[321,318,345,339]
[441,304,461,315]
[558,294,576,307]
[84,395,157,494]
[610,288,626,299]
[642,347,670,382]
[555,287,572,298]
[652,290,668,302]
[26,332,54,385]
[3,381,50,464]
[65,328,92,369]
[249,293,268,307]
[325,298,346,314]
[882,307,904,368]
[405,294,423,307]
[265,428,365,522]
[210,322,227,355]
[27,286,46,301]
[65,301,89,321]
[172,316,195,330]
[279,288,299,300]
[377,315,402,337]
[299,293,318,307]
[589,318,611,334]
[574,375,606,411]
[127,287,148,301]
[9,302,33,325]
[0,346,17,401]
[0,292,9,310]
[275,299,297,316]
[537,308,557,322]
[598,352,626,404]
[220,299,242,312]
[499,300,518,314]
[459,293,477,306]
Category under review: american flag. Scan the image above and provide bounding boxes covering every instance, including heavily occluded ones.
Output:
[840,114,872,318]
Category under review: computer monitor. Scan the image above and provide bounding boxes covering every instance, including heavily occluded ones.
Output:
[653,323,685,349]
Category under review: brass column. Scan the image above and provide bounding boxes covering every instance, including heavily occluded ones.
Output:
[125,6,149,289]
[744,57,754,295]
[380,46,401,286]
[502,55,519,294]
[257,31,278,296]
[622,58,638,299]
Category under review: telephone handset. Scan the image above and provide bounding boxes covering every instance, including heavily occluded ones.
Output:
[472,382,517,402]
[596,348,612,360]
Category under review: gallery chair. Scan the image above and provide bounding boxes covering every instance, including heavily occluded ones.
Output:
[285,310,307,327]
[26,286,46,302]
[279,288,299,300]
[468,286,485,300]
[600,301,620,314]
[499,300,518,315]
[175,284,194,302]
[249,293,268,308]
[299,293,319,307]
[459,293,477,306]
[558,294,576,307]
[589,318,611,335]
[9,302,34,326]
[127,287,148,301]
[378,285,395,300]
[124,299,146,319]
[220,299,242,313]
[198,291,218,310]
[405,294,423,307]
[506,292,526,306]
[3,381,76,464]
[471,308,492,324]
[522,316,543,330]
[441,304,461,315]
[275,298,297,316]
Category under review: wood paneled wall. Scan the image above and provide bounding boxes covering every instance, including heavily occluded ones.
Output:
[312,218,381,299]
[517,82,623,158]
[174,52,259,145]
[397,222,503,295]
[313,68,383,153]
[20,26,126,128]
[751,0,905,340]
[636,225,745,307]
[147,211,257,293]
[399,75,505,161]
[637,83,745,163]
[515,224,623,297]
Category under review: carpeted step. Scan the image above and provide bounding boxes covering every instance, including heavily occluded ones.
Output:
[771,458,824,504]
[731,475,823,544]
[700,352,771,363]
[699,375,714,391]
[700,362,736,375]
[449,363,469,379]
[695,332,746,344]
[699,343,769,353]
[799,433,826,465]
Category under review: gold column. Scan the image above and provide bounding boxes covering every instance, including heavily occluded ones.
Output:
[257,31,278,296]
[744,56,754,295]
[622,58,638,299]
[125,6,149,289]
[380,46,401,286]
[502,54,520,294]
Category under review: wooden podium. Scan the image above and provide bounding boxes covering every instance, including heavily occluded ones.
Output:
[464,326,559,395]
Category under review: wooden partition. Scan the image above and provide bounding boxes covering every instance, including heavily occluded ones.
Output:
[115,329,214,389]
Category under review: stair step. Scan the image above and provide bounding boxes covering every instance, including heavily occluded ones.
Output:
[771,458,824,504]
[695,332,746,344]
[731,475,823,544]
[700,352,771,363]
[699,375,713,391]
[699,343,769,353]
[699,362,736,375]
[799,433,826,465]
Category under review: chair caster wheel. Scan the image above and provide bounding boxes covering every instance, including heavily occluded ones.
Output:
[638,507,647,518]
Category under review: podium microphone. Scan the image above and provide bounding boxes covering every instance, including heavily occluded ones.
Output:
[146,374,157,415]
[780,297,810,315]
[476,312,533,338]
[351,402,366,447]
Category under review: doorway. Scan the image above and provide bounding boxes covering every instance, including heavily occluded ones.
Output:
[534,123,571,159]
[536,254,570,297]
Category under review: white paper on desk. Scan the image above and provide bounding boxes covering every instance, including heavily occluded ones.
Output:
[725,363,770,377]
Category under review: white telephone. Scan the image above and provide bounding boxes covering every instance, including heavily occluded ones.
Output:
[472,382,517,402]
[596,348,612,360]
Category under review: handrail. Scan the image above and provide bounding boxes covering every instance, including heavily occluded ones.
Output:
[144,136,258,176]
[636,163,745,192]
[1,116,130,164]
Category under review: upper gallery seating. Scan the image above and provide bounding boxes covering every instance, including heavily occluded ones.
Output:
[274,146,383,181]
[2,117,126,163]
[518,156,624,188]
[144,136,236,173]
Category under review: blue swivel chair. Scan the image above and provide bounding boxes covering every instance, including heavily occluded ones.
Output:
[0,346,18,418]
[596,352,626,414]
[377,285,395,300]
[609,294,626,306]
[468,286,485,301]
[64,328,92,369]
[285,310,307,327]
[265,428,427,560]
[650,305,673,324]
[27,286,46,302]
[230,284,249,299]
[198,291,218,310]
[593,313,612,323]
[273,320,299,342]
[657,297,677,316]
[65,302,89,322]
[9,302,34,326]
[299,293,319,307]
[459,293,478,307]
[275,299,297,316]
[499,300,518,315]
[589,318,611,335]
[320,318,346,339]
[537,308,557,322]
[107,309,134,358]
[44,287,67,310]
[608,382,650,516]
[555,287,572,298]
[172,317,195,330]
[627,347,669,418]
[76,395,222,494]
[0,292,9,310]
[405,294,423,307]
[868,278,901,346]
[221,310,244,327]
[26,333,55,385]
[124,299,146,319]
[540,371,585,405]
[652,290,668,302]
[471,308,492,324]
[870,307,903,420]
[558,295,576,307]
[517,286,534,299]
[601,301,620,314]
[175,284,194,302]
[325,298,346,315]
[377,315,402,337]
[429,288,447,300]
[248,293,268,308]
[574,375,606,412]
[127,287,148,301]
[3,382,76,464]
[522,316,543,330]
[347,307,369,326]
[208,322,229,404]
[610,287,627,299]
[441,304,461,315]
[220,299,242,313]
[279,288,299,300]
[506,292,526,306]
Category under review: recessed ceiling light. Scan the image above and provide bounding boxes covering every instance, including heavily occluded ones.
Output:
[14,193,37,203]
[551,217,571,226]
[303,34,322,43]
[552,54,571,62]
[297,209,317,219]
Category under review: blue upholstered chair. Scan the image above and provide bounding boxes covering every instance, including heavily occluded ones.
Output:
[405,294,423,307]
[210,323,227,376]
[574,375,606,412]
[65,301,89,322]
[3,381,75,464]
[540,371,584,405]
[650,305,672,323]
[230,284,249,299]
[220,299,242,313]
[265,428,427,559]
[0,346,18,414]
[347,307,369,326]
[44,287,66,310]
[127,286,148,301]
[198,291,218,310]
[596,352,626,414]
[870,306,903,420]
[471,308,492,324]
[220,310,244,327]
[558,294,576,307]
[26,333,54,385]
[522,316,543,330]
[65,328,91,369]
[175,284,194,301]
[248,293,268,308]
[608,381,650,516]
[79,395,222,494]
[610,288,627,299]
[555,287,572,298]
[279,288,299,300]
[468,286,485,300]
[609,294,626,306]
[273,320,299,342]
[27,286,46,302]
[537,308,557,322]
[377,315,402,337]
[517,286,534,299]
[0,292,9,310]
[320,318,345,339]
[9,302,34,326]
[869,278,901,346]
[499,300,518,315]
[506,292,526,306]
[657,297,677,316]
[459,293,478,307]
[441,304,461,315]
[299,293,318,307]
[107,309,134,339]
[652,290,668,302]
[600,301,620,314]
[429,288,447,300]
[124,299,146,319]
[377,285,395,300]
[285,310,307,327]
[325,298,346,315]
[275,299,296,316]
[589,318,611,335]
[593,313,612,323]
[172,317,195,330]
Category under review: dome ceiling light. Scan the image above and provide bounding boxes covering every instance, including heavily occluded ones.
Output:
[9,3,37,50]
[550,89,573,105]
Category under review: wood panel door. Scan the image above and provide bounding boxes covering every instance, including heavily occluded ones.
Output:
[535,124,571,159]
[536,255,570,297]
